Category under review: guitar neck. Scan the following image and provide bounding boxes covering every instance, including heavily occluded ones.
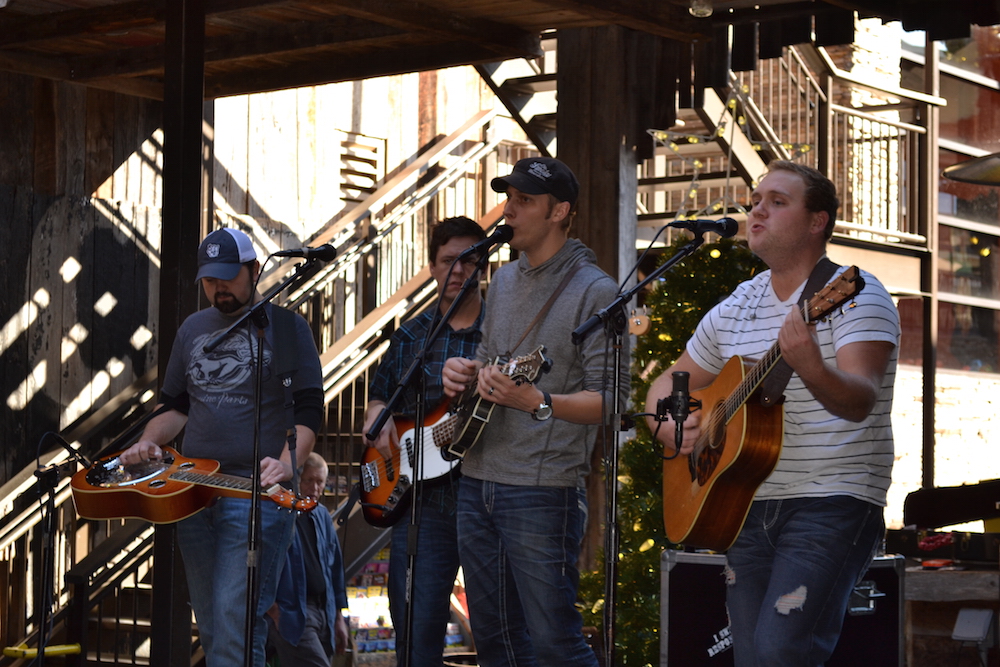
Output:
[724,343,783,420]
[431,415,459,448]
[171,469,254,494]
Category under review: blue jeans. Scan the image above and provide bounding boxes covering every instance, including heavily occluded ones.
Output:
[389,487,461,667]
[267,602,331,667]
[725,496,885,667]
[177,497,295,667]
[457,478,598,667]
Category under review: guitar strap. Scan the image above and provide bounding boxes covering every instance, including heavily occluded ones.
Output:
[758,257,841,406]
[271,305,301,492]
[506,264,584,357]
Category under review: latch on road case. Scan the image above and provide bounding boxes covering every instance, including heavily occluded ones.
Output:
[847,579,886,616]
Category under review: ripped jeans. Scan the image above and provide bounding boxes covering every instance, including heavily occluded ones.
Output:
[724,496,884,667]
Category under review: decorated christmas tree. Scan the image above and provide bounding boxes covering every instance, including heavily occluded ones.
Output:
[579,235,766,666]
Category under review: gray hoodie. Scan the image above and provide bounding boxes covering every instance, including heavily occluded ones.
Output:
[461,238,630,488]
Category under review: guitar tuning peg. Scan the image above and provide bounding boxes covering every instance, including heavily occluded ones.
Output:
[629,306,651,336]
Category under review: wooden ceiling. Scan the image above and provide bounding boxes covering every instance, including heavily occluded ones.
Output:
[0,0,997,101]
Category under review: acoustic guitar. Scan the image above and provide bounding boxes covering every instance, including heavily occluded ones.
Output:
[446,345,552,460]
[662,266,864,551]
[70,446,317,523]
[359,401,462,528]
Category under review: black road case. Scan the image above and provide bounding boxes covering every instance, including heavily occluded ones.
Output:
[659,551,905,666]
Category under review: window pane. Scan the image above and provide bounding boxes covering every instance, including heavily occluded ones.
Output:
[901,26,1000,82]
[939,225,1000,298]
[896,297,923,367]
[939,151,1000,226]
[938,302,1000,373]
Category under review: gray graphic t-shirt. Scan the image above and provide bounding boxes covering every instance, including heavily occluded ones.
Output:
[161,303,322,477]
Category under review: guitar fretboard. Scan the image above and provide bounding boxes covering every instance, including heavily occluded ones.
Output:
[170,470,252,491]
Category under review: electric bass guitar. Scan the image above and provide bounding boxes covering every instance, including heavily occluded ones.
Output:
[70,446,318,523]
[359,401,462,528]
[662,266,865,551]
[446,345,552,460]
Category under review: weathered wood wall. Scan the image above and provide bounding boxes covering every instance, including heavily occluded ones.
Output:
[0,72,163,484]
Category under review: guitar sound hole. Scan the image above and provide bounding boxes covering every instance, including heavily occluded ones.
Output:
[691,407,725,486]
[179,461,195,470]
[148,480,166,488]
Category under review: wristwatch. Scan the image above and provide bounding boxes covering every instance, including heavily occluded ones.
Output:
[532,392,553,421]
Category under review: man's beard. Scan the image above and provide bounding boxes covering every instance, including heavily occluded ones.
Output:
[213,292,247,314]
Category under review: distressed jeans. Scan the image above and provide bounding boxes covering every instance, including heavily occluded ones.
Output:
[724,496,885,667]
[177,497,296,667]
[457,478,599,667]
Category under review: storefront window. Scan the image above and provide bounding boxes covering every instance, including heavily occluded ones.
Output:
[938,225,1000,298]
[939,151,1000,226]
[901,25,1000,81]
[937,301,1000,373]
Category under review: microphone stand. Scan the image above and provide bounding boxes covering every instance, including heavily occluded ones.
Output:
[571,234,707,667]
[29,433,90,665]
[202,256,324,667]
[365,251,488,667]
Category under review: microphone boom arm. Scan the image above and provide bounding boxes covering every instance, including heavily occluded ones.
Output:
[572,236,705,345]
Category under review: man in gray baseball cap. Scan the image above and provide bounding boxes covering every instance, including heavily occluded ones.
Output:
[119,226,324,667]
[195,227,258,282]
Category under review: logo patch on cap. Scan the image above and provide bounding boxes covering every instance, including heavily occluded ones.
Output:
[527,161,552,181]
[206,243,222,259]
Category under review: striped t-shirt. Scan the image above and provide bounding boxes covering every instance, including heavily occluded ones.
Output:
[686,265,900,506]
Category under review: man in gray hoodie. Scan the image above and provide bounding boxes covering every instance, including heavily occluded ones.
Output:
[443,157,627,667]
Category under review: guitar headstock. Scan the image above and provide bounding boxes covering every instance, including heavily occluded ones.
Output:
[266,485,319,513]
[805,265,865,324]
[501,345,553,385]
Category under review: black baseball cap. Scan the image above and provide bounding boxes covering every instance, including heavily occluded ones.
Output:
[195,228,257,282]
[491,157,579,206]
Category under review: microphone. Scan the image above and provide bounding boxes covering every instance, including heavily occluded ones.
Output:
[670,371,691,452]
[273,244,338,261]
[668,217,739,238]
[457,225,514,260]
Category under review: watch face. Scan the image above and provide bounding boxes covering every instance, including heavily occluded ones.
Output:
[535,404,553,421]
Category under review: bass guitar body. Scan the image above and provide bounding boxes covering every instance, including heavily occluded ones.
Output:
[71,446,317,523]
[359,401,461,528]
[662,356,784,552]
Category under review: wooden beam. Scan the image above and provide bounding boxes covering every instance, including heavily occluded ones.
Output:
[67,15,403,80]
[0,49,70,81]
[543,0,708,42]
[0,0,294,49]
[322,0,541,58]
[0,0,165,48]
[204,41,527,98]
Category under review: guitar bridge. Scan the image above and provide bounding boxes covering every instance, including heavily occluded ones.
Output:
[360,460,380,492]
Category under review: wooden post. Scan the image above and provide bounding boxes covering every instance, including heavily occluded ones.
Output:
[153,1,207,665]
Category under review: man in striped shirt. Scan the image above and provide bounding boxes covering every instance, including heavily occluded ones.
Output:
[646,160,899,666]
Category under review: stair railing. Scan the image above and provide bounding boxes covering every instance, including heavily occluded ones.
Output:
[731,44,944,246]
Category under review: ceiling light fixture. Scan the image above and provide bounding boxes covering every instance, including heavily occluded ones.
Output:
[689,0,714,18]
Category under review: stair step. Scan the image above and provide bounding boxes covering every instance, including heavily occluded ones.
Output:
[499,72,557,95]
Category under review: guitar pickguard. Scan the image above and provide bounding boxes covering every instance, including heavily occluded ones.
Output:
[85,451,179,488]
[689,407,726,485]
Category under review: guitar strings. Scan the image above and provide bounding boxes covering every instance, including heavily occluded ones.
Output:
[362,423,458,477]
[693,277,850,456]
